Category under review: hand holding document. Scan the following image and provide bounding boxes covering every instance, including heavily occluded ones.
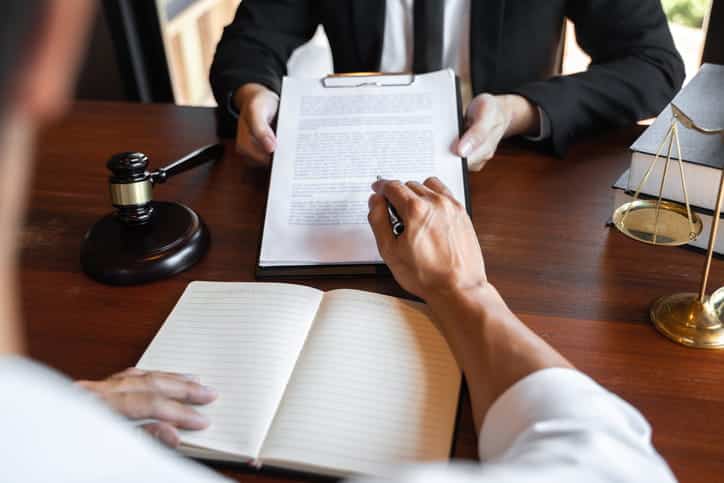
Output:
[257,70,469,276]
[233,83,280,165]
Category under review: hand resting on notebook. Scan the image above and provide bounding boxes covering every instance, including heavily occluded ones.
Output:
[76,367,217,448]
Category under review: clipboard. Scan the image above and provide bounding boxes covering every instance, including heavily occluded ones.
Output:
[321,72,416,88]
[255,71,472,279]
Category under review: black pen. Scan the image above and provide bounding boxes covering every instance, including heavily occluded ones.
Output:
[376,176,405,237]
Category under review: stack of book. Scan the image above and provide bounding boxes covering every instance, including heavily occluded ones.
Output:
[611,63,724,254]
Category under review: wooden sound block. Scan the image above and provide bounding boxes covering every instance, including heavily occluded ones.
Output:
[80,201,209,285]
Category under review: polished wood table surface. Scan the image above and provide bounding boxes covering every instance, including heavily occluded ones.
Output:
[23,101,724,482]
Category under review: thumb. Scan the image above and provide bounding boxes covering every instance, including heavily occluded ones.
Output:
[142,422,180,448]
[457,94,495,158]
[259,89,280,125]
[246,94,279,154]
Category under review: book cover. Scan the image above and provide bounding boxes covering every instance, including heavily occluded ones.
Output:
[630,63,724,170]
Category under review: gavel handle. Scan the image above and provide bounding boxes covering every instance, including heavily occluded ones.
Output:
[150,144,224,184]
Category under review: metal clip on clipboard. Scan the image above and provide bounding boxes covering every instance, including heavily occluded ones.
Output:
[321,72,416,88]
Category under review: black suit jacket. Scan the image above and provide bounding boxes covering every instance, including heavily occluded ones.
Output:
[210,0,684,156]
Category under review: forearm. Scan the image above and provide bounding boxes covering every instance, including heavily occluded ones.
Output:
[368,178,673,482]
[426,284,571,430]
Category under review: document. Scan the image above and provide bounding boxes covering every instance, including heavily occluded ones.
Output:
[259,70,468,269]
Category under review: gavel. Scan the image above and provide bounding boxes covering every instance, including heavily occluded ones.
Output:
[81,144,224,285]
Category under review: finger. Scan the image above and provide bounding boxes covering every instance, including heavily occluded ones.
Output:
[467,157,492,172]
[112,368,200,383]
[458,123,496,160]
[146,371,202,383]
[459,110,505,172]
[405,181,436,198]
[464,140,497,172]
[74,380,99,392]
[76,372,202,395]
[105,391,210,430]
[106,372,218,405]
[456,126,482,159]
[371,180,419,220]
[458,94,498,158]
[237,141,272,166]
[244,103,277,154]
[423,177,455,199]
[180,373,202,383]
[113,367,146,378]
[143,422,181,448]
[368,194,395,255]
[236,124,273,165]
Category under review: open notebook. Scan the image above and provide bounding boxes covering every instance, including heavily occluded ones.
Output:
[137,282,461,478]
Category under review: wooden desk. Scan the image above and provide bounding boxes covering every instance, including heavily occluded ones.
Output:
[23,101,724,482]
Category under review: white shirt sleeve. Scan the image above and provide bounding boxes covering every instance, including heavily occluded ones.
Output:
[0,356,229,483]
[351,368,676,483]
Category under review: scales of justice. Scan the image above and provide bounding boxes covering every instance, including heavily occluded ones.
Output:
[612,104,724,348]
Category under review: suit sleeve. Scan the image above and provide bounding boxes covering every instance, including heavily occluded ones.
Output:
[209,0,320,136]
[511,0,685,157]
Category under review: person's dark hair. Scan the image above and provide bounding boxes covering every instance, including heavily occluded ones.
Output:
[0,1,47,112]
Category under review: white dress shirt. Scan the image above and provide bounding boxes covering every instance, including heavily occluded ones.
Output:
[0,357,227,483]
[232,0,551,163]
[1,356,675,483]
[354,369,677,483]
[380,0,471,106]
[379,0,551,147]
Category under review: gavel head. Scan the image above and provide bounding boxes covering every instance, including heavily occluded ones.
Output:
[107,152,154,224]
[83,144,222,285]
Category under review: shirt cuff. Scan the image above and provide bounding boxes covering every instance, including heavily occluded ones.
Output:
[522,106,551,142]
[478,367,652,461]
[226,91,240,120]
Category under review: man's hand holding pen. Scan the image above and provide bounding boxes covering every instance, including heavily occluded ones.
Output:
[368,177,486,303]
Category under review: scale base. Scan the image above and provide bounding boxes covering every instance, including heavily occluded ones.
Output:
[81,201,209,285]
[651,290,724,349]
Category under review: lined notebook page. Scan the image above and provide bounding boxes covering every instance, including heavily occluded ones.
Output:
[137,282,323,459]
[260,289,461,477]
